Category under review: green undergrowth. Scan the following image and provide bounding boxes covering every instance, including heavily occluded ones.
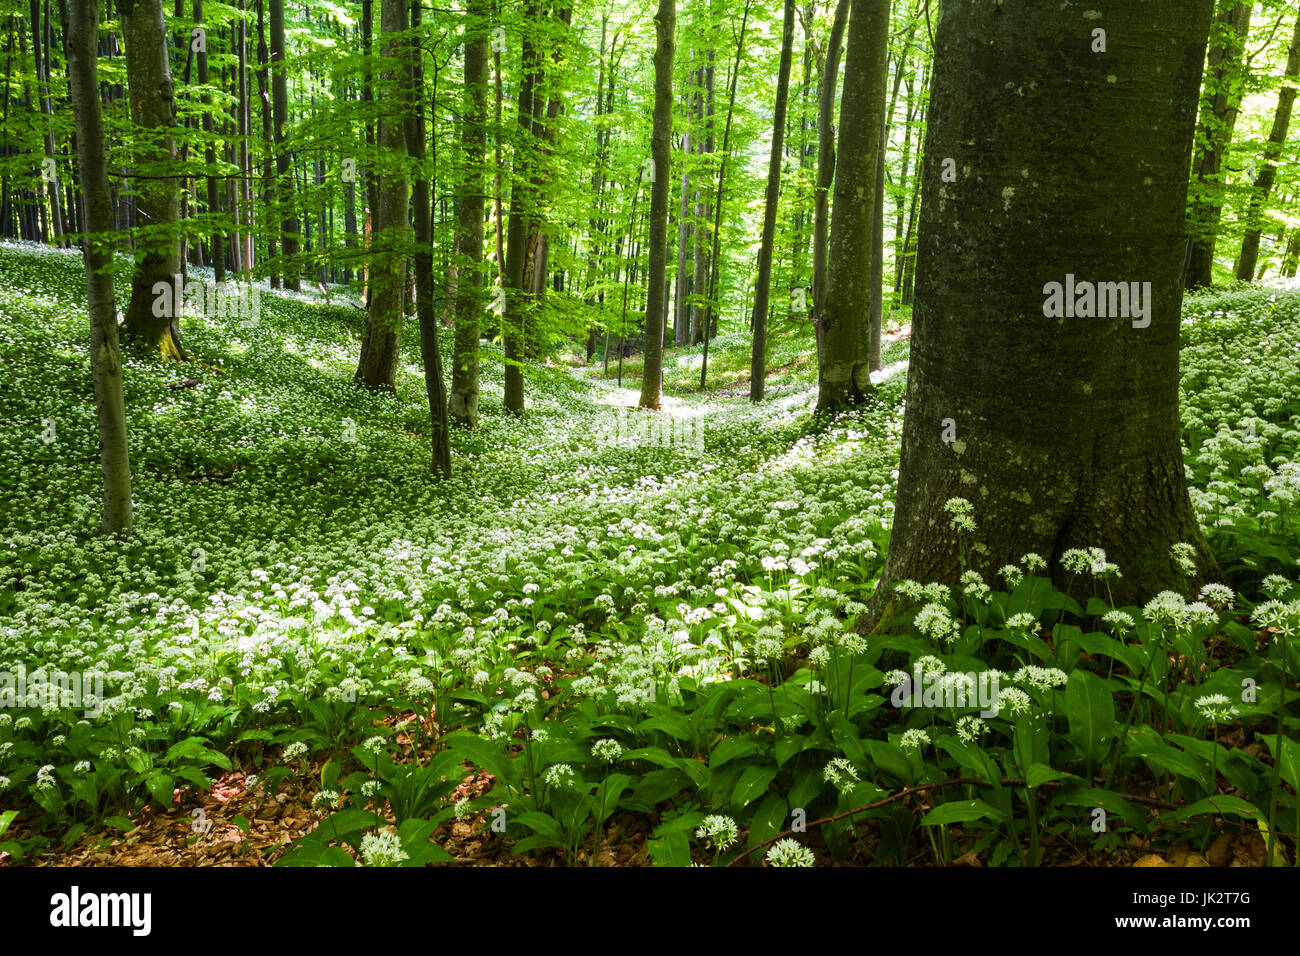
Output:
[0,241,1296,867]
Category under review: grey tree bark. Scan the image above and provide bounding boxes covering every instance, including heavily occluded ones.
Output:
[815,0,890,412]
[450,0,490,427]
[866,0,1216,631]
[638,0,675,410]
[748,0,795,403]
[71,0,133,535]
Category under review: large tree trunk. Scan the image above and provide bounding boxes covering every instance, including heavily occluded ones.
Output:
[450,0,490,427]
[748,0,795,403]
[1235,10,1300,282]
[815,0,890,413]
[866,0,1215,632]
[1184,1,1252,290]
[117,0,185,359]
[353,0,408,390]
[638,0,675,411]
[70,0,133,535]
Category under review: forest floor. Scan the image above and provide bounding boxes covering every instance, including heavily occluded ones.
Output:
[1,241,1298,867]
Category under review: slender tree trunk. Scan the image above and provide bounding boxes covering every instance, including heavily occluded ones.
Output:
[868,123,885,371]
[117,0,185,358]
[70,0,132,535]
[812,0,848,360]
[1235,10,1300,281]
[407,0,451,474]
[638,0,675,410]
[698,0,752,388]
[816,0,890,412]
[258,0,277,286]
[1185,1,1252,290]
[673,52,693,349]
[353,0,408,390]
[866,0,1215,631]
[270,0,299,289]
[450,0,490,427]
[748,0,795,403]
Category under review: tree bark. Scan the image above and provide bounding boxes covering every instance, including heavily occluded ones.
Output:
[638,0,675,410]
[1184,1,1252,290]
[866,0,1216,632]
[70,0,133,535]
[748,0,795,403]
[812,0,849,361]
[1235,10,1300,281]
[450,0,490,427]
[117,0,185,358]
[353,0,408,390]
[270,0,299,290]
[815,0,889,412]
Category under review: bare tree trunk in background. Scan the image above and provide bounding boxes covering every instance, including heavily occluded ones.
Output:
[70,0,133,535]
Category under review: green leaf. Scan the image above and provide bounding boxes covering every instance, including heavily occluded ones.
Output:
[921,799,1005,827]
[747,793,788,850]
[512,810,565,846]
[0,810,17,839]
[1025,764,1071,789]
[1065,669,1114,764]
[103,815,135,831]
[1176,795,1262,822]
[730,765,778,812]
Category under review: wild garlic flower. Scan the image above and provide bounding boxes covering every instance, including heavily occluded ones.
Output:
[1198,583,1235,610]
[695,814,739,851]
[955,715,988,743]
[311,789,339,812]
[1012,665,1067,691]
[899,728,931,751]
[1102,610,1135,632]
[944,498,976,533]
[360,829,409,867]
[1020,552,1047,573]
[1194,694,1239,723]
[1171,543,1199,576]
[1142,591,1188,628]
[997,687,1032,717]
[765,838,816,867]
[543,763,577,788]
[361,735,388,755]
[1262,575,1294,600]
[999,565,1024,588]
[823,758,859,792]
[1005,612,1037,632]
[591,738,624,764]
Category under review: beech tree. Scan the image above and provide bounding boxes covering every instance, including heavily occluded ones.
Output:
[69,0,133,535]
[815,0,890,413]
[638,0,675,411]
[868,0,1216,629]
[117,0,186,358]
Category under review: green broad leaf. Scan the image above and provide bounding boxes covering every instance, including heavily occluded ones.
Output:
[163,736,232,771]
[232,815,251,834]
[636,713,691,741]
[1175,795,1262,822]
[865,739,915,785]
[102,815,135,831]
[747,793,788,850]
[1052,784,1147,829]
[62,823,88,847]
[730,765,778,812]
[314,809,384,842]
[511,810,565,845]
[787,764,824,809]
[1025,763,1071,789]
[444,731,517,785]
[937,736,998,785]
[1260,733,1300,793]
[652,811,705,836]
[1065,669,1114,764]
[1072,630,1142,674]
[0,810,17,839]
[709,736,762,768]
[647,828,692,867]
[144,770,176,807]
[594,773,632,823]
[236,729,274,742]
[920,799,1005,827]
[320,846,358,867]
